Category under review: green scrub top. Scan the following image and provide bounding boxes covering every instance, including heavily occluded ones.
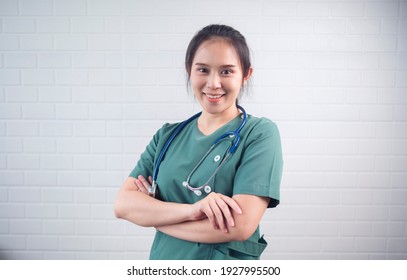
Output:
[129,114,283,260]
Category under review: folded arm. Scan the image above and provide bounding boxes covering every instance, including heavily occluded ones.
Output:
[156,194,269,243]
[114,176,243,231]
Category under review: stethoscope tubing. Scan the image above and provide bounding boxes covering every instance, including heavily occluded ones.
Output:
[150,105,247,197]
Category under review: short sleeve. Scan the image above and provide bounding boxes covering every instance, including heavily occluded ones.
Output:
[128,128,161,179]
[233,119,283,208]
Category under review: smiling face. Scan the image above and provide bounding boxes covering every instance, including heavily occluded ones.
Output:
[190,38,252,118]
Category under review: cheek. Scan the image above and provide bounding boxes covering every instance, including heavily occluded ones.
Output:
[190,75,205,90]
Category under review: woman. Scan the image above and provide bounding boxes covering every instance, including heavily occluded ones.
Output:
[114,24,283,260]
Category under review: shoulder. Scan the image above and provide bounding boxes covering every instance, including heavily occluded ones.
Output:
[244,115,280,140]
[152,122,182,143]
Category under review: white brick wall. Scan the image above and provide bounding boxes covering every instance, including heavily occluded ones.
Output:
[0,0,406,260]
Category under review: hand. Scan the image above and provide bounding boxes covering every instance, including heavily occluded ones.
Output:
[134,175,153,195]
[189,192,242,233]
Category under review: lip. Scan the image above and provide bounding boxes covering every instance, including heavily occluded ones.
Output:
[203,92,225,103]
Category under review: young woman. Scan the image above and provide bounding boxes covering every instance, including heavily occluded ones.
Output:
[114,24,283,260]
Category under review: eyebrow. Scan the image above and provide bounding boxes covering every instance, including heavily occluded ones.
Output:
[194,63,238,68]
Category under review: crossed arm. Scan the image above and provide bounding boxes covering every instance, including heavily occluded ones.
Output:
[114,176,269,243]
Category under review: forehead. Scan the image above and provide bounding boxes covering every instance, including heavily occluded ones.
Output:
[193,38,240,65]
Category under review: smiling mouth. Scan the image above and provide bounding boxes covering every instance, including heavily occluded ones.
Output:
[203,92,226,100]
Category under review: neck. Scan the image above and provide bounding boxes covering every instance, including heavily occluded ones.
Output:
[198,106,240,136]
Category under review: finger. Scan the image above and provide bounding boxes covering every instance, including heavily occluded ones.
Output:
[201,203,218,230]
[215,196,235,228]
[148,176,153,185]
[208,198,228,233]
[138,175,151,192]
[221,195,242,214]
[134,179,148,194]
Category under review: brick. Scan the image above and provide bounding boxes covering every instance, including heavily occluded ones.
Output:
[40,121,72,137]
[59,205,91,219]
[23,104,55,119]
[348,20,381,35]
[3,18,37,33]
[0,0,18,15]
[322,238,354,252]
[8,155,40,170]
[25,171,57,186]
[20,0,53,15]
[91,204,117,219]
[57,139,89,154]
[355,238,387,252]
[0,104,21,119]
[55,70,88,85]
[38,53,71,68]
[315,19,346,34]
[297,2,331,17]
[262,2,296,17]
[39,87,71,103]
[0,35,19,50]
[76,221,107,235]
[55,0,86,15]
[0,220,9,233]
[58,172,90,186]
[10,220,41,234]
[56,104,88,120]
[0,204,25,218]
[366,1,399,17]
[360,105,393,121]
[0,138,23,153]
[72,53,105,68]
[75,188,106,203]
[55,35,87,51]
[124,35,158,51]
[74,122,106,137]
[22,70,54,85]
[89,35,122,51]
[89,70,122,85]
[332,2,364,17]
[72,87,105,103]
[25,203,58,219]
[41,155,73,170]
[72,18,104,33]
[356,206,389,221]
[331,37,362,52]
[343,156,377,171]
[279,19,314,34]
[363,37,397,52]
[0,70,20,85]
[88,0,121,15]
[6,87,37,102]
[42,220,75,234]
[4,53,37,68]
[9,188,41,203]
[38,18,71,33]
[27,236,59,251]
[7,121,38,136]
[59,236,92,251]
[0,236,26,250]
[42,188,73,203]
[21,35,53,50]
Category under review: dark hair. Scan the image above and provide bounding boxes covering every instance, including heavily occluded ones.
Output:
[185,24,252,82]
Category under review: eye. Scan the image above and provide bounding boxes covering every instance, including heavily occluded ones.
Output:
[221,69,232,75]
[197,67,208,73]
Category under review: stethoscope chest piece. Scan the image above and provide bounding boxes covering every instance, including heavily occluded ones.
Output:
[182,181,212,196]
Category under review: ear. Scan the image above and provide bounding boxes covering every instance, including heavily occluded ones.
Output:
[242,67,253,86]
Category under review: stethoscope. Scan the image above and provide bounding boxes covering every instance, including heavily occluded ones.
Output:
[148,105,247,198]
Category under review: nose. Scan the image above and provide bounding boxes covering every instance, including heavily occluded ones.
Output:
[206,73,221,89]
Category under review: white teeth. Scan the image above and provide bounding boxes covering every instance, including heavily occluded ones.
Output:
[205,93,224,99]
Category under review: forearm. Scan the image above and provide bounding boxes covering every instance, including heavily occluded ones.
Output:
[156,194,270,244]
[114,178,192,227]
[156,218,247,243]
